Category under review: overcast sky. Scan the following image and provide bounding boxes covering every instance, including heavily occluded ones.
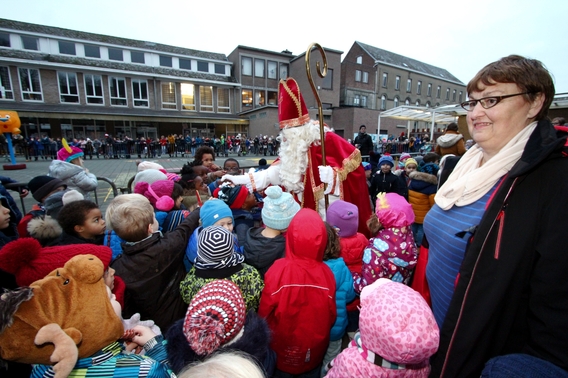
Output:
[4,0,567,93]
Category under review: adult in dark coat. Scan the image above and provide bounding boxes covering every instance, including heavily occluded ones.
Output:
[426,55,568,377]
[353,124,374,156]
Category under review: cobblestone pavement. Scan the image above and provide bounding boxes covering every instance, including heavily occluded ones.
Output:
[1,152,276,215]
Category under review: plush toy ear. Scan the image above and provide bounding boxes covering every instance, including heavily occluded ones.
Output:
[156,196,175,211]
[35,323,81,378]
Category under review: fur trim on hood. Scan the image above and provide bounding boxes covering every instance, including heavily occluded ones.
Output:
[27,216,62,246]
[409,170,438,185]
[436,132,463,148]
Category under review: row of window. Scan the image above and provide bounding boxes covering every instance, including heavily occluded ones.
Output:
[241,57,289,80]
[0,32,227,75]
[380,73,463,101]
[0,66,231,112]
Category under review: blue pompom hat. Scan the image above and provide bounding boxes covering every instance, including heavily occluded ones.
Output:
[378,154,394,168]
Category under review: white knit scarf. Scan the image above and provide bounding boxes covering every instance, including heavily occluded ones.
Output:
[435,121,537,210]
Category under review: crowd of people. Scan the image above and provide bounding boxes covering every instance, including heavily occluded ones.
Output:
[0,55,567,378]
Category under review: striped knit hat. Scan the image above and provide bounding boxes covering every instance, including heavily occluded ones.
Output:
[183,280,246,356]
[195,226,244,270]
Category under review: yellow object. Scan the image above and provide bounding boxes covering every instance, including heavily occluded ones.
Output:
[0,110,21,134]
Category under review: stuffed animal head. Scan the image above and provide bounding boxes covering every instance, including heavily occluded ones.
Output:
[0,254,124,365]
[0,110,21,134]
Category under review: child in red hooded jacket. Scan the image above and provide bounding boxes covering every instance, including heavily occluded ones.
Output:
[259,208,336,377]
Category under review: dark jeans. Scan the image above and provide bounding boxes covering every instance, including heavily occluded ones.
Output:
[482,354,568,378]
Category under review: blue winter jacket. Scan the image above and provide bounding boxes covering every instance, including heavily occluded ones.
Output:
[324,257,356,341]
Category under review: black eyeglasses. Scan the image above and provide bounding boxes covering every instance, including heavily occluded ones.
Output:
[460,92,533,111]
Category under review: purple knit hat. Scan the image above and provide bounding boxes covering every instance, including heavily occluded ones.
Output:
[57,139,84,162]
[326,200,359,237]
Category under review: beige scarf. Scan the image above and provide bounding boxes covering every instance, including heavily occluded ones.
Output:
[435,121,537,210]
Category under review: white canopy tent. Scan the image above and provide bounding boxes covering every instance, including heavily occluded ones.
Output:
[378,105,466,141]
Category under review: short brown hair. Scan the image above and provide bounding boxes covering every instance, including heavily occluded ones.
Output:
[323,222,341,260]
[467,55,555,121]
[109,196,154,242]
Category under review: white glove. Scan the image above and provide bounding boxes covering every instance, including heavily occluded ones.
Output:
[221,173,253,192]
[319,165,338,195]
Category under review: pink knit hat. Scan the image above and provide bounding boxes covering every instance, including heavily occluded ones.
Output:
[57,138,84,162]
[375,192,415,228]
[134,180,175,211]
[182,280,246,356]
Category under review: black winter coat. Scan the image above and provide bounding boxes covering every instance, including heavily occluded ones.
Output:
[431,120,568,377]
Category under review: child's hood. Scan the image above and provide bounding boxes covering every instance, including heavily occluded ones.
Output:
[375,192,414,228]
[359,278,439,365]
[285,208,327,263]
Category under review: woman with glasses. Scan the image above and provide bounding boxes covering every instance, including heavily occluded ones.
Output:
[424,55,568,377]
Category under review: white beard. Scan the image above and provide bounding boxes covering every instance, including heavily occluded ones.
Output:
[278,121,322,193]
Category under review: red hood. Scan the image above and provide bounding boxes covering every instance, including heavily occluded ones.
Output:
[285,208,327,263]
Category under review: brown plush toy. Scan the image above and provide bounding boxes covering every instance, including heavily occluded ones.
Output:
[0,254,124,366]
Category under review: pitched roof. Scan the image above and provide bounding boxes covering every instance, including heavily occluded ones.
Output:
[0,18,228,62]
[356,41,463,84]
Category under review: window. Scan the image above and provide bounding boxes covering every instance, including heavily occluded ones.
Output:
[279,64,288,80]
[109,77,127,106]
[267,61,277,79]
[427,83,432,97]
[58,41,75,55]
[132,79,148,107]
[363,72,369,83]
[415,100,420,106]
[322,69,333,89]
[242,89,252,108]
[84,74,103,104]
[255,90,265,106]
[218,88,230,113]
[215,64,225,75]
[57,72,79,103]
[436,85,441,98]
[395,76,401,90]
[459,91,463,102]
[18,68,42,101]
[0,33,10,47]
[354,94,360,106]
[108,48,123,61]
[21,36,38,51]
[382,73,388,88]
[197,61,208,72]
[361,95,367,107]
[0,67,14,100]
[445,88,450,100]
[356,56,363,64]
[254,59,264,78]
[84,44,100,58]
[267,91,277,105]
[199,86,213,112]
[406,79,412,92]
[242,57,252,76]
[181,83,195,110]
[355,70,361,82]
[179,58,191,70]
[162,82,177,109]
[159,55,172,67]
[426,101,431,108]
[394,97,399,108]
[380,95,386,110]
[417,81,422,95]
[405,98,410,106]
[452,89,457,102]
[131,51,144,63]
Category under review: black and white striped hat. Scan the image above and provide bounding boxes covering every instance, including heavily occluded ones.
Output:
[197,226,235,264]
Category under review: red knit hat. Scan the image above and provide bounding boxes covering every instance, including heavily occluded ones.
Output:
[213,185,249,209]
[278,78,310,129]
[0,238,112,286]
[182,280,246,356]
